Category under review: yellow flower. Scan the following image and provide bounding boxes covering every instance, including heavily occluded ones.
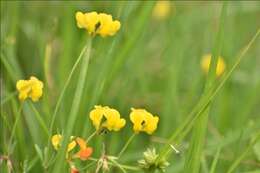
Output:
[97,13,121,37]
[153,1,171,20]
[130,108,159,135]
[201,54,226,77]
[75,11,121,37]
[89,105,126,131]
[16,76,43,102]
[76,11,99,34]
[51,134,62,150]
[51,134,76,152]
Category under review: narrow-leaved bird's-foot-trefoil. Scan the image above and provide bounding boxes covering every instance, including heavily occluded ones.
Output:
[75,11,120,37]
[16,76,43,102]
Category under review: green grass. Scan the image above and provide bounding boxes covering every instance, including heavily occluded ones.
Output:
[1,1,260,173]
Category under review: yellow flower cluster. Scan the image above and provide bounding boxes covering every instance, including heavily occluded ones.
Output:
[76,11,121,37]
[51,134,93,160]
[16,76,43,102]
[90,105,126,131]
[130,108,159,134]
[51,134,76,152]
[201,54,226,77]
[89,106,159,135]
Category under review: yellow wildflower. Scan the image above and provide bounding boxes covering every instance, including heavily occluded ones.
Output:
[201,54,226,77]
[130,108,159,135]
[76,11,99,34]
[153,1,171,20]
[16,76,43,102]
[97,13,121,37]
[51,134,76,152]
[89,105,126,131]
[51,134,62,150]
[75,11,121,37]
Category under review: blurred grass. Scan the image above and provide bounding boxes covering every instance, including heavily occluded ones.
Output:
[1,1,260,173]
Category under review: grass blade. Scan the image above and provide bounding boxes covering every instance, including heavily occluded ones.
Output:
[52,37,92,172]
[183,2,227,173]
[156,28,260,165]
[226,133,260,173]
[209,147,221,173]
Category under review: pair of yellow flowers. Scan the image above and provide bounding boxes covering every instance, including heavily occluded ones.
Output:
[90,106,159,135]
[76,11,120,37]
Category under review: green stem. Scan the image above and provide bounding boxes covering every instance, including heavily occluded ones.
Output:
[29,101,49,137]
[0,91,17,106]
[226,134,260,173]
[117,133,136,159]
[8,101,24,153]
[86,130,98,143]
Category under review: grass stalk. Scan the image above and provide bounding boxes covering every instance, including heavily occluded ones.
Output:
[117,133,136,159]
[209,147,221,173]
[29,102,49,137]
[8,101,24,153]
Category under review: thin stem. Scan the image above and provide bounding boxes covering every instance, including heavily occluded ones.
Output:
[86,130,98,143]
[226,133,260,173]
[1,91,17,106]
[117,133,136,159]
[8,101,24,153]
[29,101,49,137]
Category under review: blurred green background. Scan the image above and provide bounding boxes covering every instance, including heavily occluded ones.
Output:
[1,1,260,173]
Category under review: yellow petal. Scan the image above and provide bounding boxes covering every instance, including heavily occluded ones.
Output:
[29,76,44,101]
[51,134,62,150]
[113,118,126,131]
[130,108,147,133]
[97,13,120,37]
[89,105,106,130]
[67,140,77,152]
[144,115,159,134]
[75,11,87,28]
[84,12,99,34]
[130,108,159,134]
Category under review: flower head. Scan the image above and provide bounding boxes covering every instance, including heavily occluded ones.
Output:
[201,54,226,77]
[75,11,121,37]
[130,108,159,134]
[89,105,126,132]
[138,148,169,172]
[16,76,43,102]
[153,1,171,20]
[51,134,76,152]
[74,137,93,160]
